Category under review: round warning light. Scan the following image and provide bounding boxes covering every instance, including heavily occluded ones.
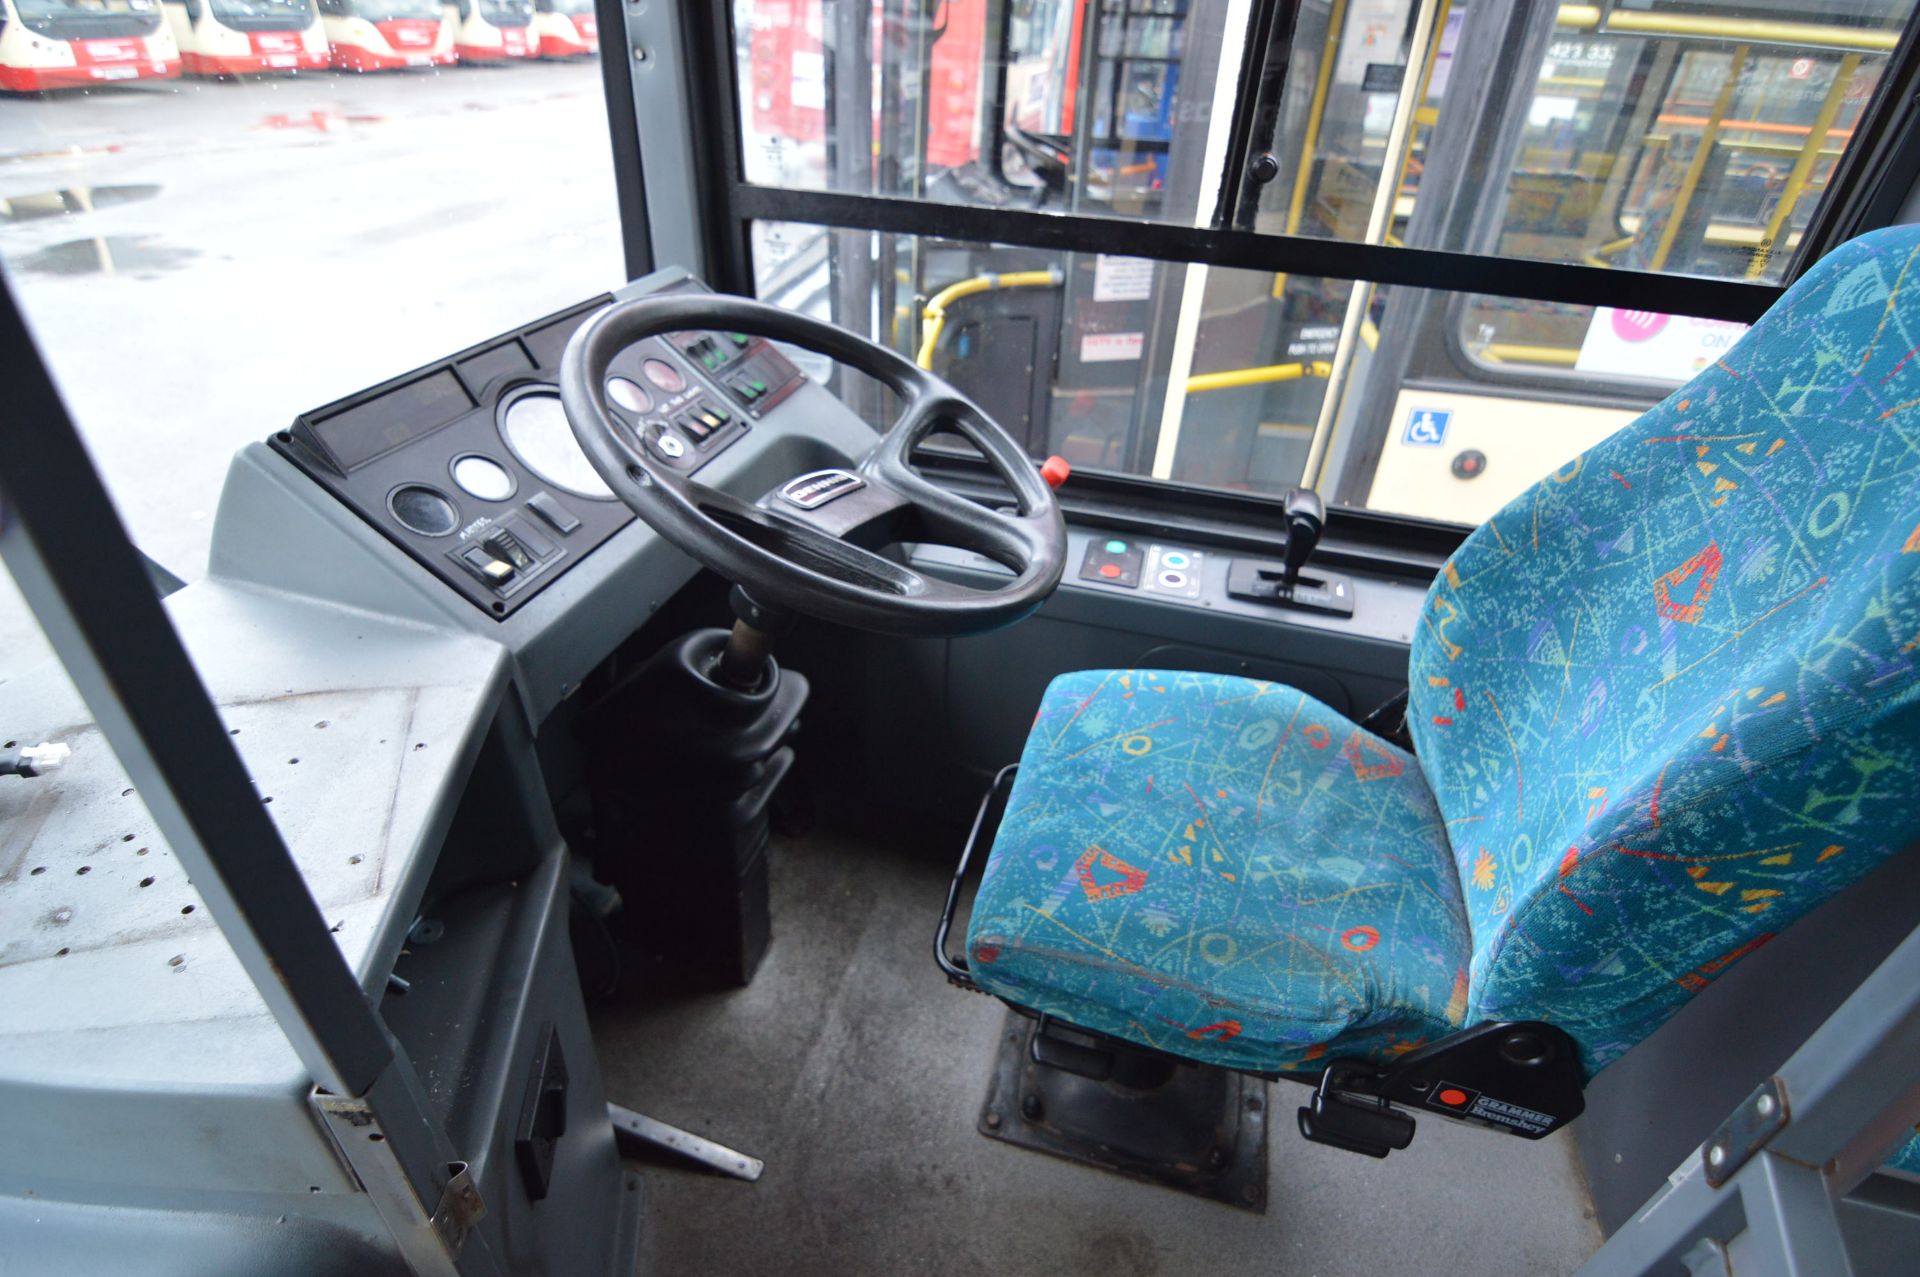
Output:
[1439,1088,1469,1107]
[607,376,652,414]
[641,357,686,394]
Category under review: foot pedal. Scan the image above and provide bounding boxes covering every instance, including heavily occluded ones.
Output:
[1298,1084,1415,1159]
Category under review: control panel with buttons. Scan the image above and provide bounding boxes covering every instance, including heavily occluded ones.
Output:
[1078,536,1145,587]
[271,276,807,621]
[1145,545,1204,599]
[1078,537,1208,598]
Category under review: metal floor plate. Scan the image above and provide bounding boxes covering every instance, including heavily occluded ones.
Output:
[977,1010,1270,1212]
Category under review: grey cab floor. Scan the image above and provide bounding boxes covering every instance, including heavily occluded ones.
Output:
[593,829,1604,1277]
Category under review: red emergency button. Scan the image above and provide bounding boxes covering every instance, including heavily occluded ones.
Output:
[1040,455,1071,488]
[1439,1088,1469,1107]
[1099,563,1121,579]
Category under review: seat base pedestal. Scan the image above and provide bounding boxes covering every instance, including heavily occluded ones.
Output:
[977,1011,1269,1212]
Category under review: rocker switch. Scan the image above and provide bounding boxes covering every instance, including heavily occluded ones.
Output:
[525,491,580,535]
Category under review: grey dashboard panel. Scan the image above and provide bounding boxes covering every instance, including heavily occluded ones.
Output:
[211,270,881,729]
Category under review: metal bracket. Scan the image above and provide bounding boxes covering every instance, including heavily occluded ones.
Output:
[430,1162,486,1257]
[1703,1075,1791,1188]
[312,1087,497,1276]
[609,1103,764,1182]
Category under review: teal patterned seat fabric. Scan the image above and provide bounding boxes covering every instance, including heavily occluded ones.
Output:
[1891,1131,1920,1177]
[968,672,1471,1074]
[966,225,1920,1087]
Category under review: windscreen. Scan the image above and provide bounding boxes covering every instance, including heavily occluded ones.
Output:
[346,0,440,20]
[478,0,531,28]
[207,0,316,31]
[13,0,164,38]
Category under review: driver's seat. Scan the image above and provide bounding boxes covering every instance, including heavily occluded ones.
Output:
[961,227,1920,1148]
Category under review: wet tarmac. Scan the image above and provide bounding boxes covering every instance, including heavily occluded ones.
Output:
[0,61,621,655]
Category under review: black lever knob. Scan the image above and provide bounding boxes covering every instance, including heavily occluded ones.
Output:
[1282,487,1324,595]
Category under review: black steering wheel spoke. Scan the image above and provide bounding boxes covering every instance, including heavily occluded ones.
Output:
[560,293,1066,635]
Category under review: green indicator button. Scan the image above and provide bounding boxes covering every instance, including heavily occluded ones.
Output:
[1105,539,1129,554]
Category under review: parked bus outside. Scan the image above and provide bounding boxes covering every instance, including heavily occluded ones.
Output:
[0,0,179,91]
[530,0,593,59]
[315,0,451,69]
[161,0,325,75]
[443,0,532,61]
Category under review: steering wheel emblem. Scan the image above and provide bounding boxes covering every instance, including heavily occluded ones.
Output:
[778,469,866,510]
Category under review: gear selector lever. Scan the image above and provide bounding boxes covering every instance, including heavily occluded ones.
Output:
[1282,487,1324,595]
[1224,485,1355,618]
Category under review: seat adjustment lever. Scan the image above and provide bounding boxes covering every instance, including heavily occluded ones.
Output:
[1298,1088,1416,1159]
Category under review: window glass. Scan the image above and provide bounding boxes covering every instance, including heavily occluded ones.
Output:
[733,0,1230,225]
[0,34,621,657]
[753,218,1674,528]
[1252,1,1906,283]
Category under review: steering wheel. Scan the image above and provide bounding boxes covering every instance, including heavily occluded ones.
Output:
[559,293,1067,637]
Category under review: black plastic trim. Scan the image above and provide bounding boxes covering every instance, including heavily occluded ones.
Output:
[913,449,1461,584]
[732,186,1783,324]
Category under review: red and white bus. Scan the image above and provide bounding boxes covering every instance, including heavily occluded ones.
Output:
[317,0,452,70]
[161,0,326,75]
[530,0,591,59]
[0,0,180,92]
[444,0,531,61]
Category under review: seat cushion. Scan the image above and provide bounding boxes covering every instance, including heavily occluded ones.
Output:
[965,669,1472,1074]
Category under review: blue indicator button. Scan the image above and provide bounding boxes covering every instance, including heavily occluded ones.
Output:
[1161,550,1191,569]
[1105,539,1129,554]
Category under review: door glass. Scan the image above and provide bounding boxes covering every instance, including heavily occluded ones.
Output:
[732,0,1230,225]
[753,218,1683,528]
[1249,2,1908,283]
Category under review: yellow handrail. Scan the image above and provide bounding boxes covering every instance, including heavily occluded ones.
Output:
[1555,5,1901,52]
[1185,361,1333,394]
[915,269,1063,369]
[1481,343,1581,367]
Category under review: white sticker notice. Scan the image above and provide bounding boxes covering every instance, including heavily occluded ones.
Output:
[1080,332,1144,363]
[1092,255,1155,303]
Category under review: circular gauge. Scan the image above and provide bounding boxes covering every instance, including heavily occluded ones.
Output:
[607,376,652,414]
[450,454,516,502]
[641,357,686,394]
[498,391,615,500]
[389,484,459,537]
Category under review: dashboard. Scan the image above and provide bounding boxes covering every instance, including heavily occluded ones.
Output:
[269,279,804,619]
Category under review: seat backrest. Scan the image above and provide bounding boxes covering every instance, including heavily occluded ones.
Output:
[1407,226,1920,1074]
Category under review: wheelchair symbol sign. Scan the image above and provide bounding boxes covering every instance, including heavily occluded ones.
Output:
[1404,407,1451,446]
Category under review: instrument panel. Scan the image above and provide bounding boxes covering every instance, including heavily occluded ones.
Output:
[269,280,803,619]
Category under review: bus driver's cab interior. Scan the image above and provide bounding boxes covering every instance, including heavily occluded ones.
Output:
[3,3,1920,1276]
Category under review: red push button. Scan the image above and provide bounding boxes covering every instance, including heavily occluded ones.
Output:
[1040,455,1071,488]
[1099,563,1121,579]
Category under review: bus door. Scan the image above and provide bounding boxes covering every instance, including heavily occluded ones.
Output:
[163,0,327,75]
[316,0,453,70]
[0,0,180,91]
[444,0,533,60]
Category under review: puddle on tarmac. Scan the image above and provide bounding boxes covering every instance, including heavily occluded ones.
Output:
[10,235,200,277]
[0,184,162,223]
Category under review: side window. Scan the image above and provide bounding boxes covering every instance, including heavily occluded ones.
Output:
[0,0,621,629]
